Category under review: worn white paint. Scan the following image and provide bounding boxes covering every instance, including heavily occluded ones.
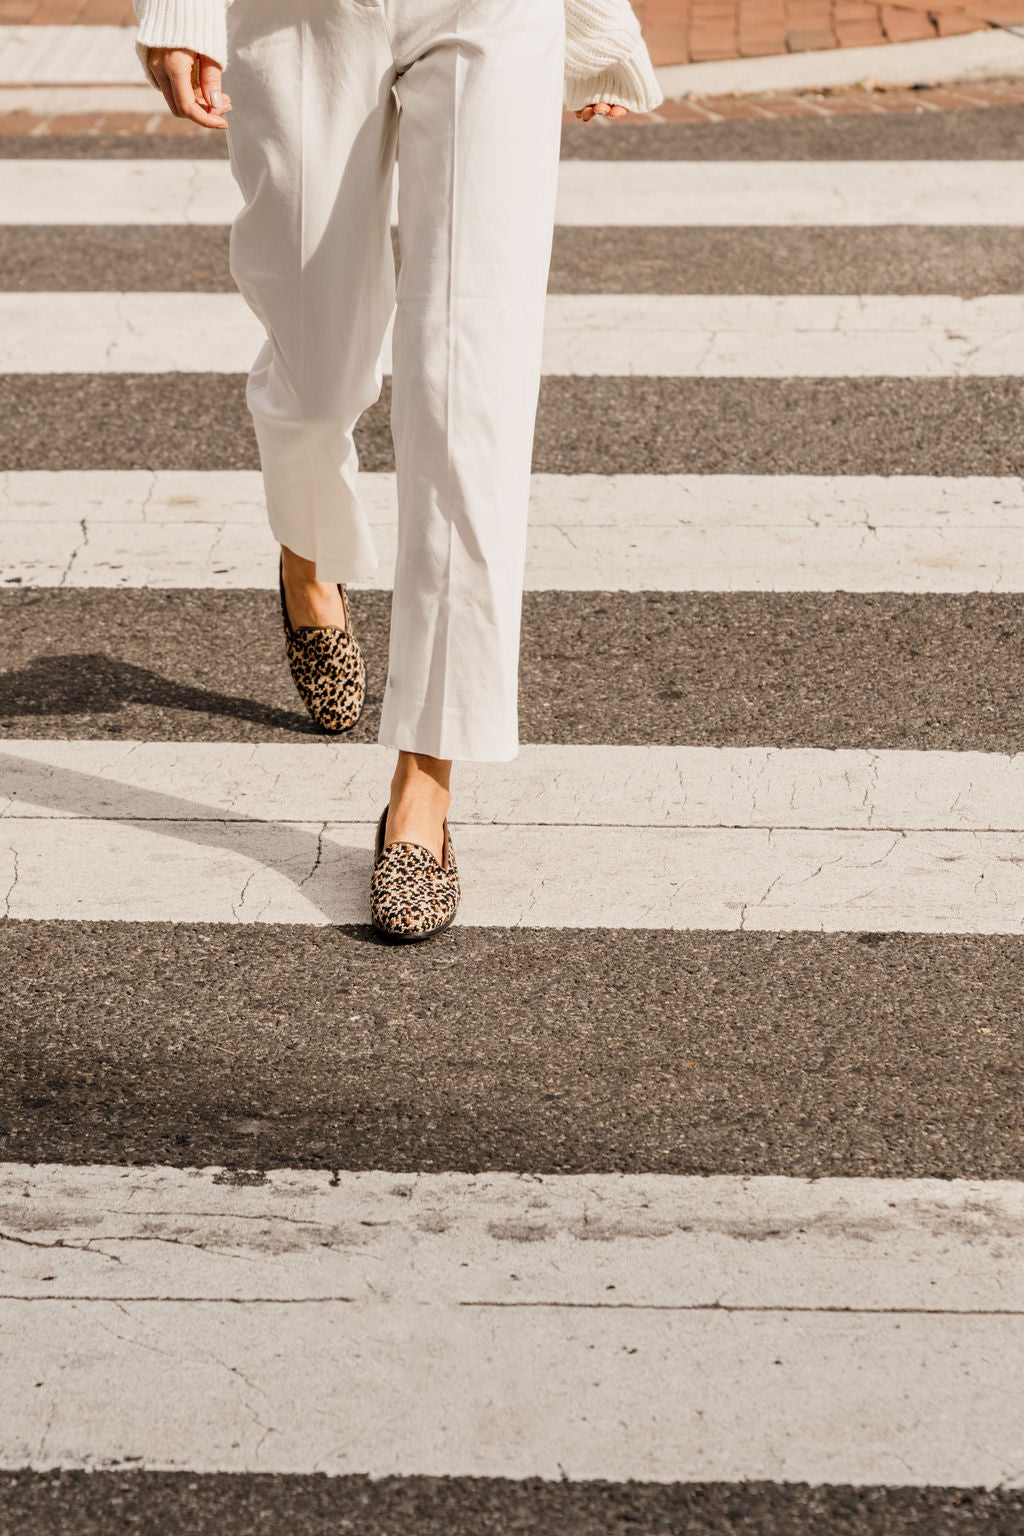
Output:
[3,812,1024,929]
[4,1164,1024,1310]
[3,158,1023,227]
[4,739,1024,931]
[0,24,139,84]
[7,291,1024,377]
[7,466,1024,591]
[8,1299,1022,1483]
[1,521,1012,593]
[6,470,1024,529]
[2,1165,1023,1484]
[3,740,1024,832]
[0,158,370,227]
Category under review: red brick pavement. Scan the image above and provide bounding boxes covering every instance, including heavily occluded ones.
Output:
[635,0,1017,63]
[2,0,1022,64]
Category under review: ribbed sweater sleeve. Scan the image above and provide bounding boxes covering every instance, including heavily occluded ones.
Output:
[131,0,226,88]
[132,0,663,114]
[563,0,664,112]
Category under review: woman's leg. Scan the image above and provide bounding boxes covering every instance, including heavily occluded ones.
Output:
[381,0,566,770]
[223,0,399,594]
[385,750,451,865]
[224,0,563,870]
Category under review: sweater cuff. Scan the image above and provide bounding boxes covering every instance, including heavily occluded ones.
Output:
[133,0,227,87]
[563,49,665,114]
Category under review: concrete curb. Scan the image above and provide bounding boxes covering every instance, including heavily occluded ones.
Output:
[654,27,1024,99]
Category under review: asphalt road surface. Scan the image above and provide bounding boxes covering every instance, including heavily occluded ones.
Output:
[2,86,1024,1536]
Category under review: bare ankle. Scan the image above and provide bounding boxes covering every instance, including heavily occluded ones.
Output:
[390,752,452,798]
[385,755,452,863]
[280,544,347,630]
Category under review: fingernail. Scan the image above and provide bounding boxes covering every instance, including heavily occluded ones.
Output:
[210,89,222,109]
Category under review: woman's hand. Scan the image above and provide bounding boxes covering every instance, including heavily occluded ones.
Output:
[147,47,232,130]
[575,102,630,122]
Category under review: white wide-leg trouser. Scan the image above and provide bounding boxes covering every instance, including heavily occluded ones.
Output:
[223,0,565,762]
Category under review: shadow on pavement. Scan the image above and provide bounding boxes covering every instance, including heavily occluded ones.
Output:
[0,746,384,934]
[0,653,316,734]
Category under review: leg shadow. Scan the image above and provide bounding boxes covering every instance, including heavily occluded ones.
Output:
[0,749,383,931]
[0,653,319,735]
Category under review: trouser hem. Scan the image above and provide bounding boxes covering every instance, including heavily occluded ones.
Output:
[378,698,520,763]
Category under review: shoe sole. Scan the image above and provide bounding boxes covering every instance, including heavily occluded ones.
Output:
[370,909,459,945]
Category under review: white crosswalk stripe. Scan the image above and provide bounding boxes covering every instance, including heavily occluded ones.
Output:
[10,1294,1020,1483]
[6,814,1024,930]
[8,1163,1022,1308]
[3,741,1024,929]
[6,291,1024,377]
[4,471,1024,592]
[6,739,1024,829]
[3,157,1023,226]
[0,23,144,82]
[2,55,1023,1513]
[4,1164,1024,1485]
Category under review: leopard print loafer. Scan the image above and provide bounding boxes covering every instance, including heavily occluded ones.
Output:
[370,805,461,943]
[279,557,366,733]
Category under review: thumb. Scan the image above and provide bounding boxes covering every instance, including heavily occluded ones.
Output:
[197,56,223,111]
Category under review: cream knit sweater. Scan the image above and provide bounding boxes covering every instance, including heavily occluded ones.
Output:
[132,0,665,114]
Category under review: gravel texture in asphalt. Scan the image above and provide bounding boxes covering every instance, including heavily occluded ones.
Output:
[4,922,1024,1177]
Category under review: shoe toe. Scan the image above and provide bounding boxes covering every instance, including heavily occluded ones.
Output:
[370,842,460,940]
[286,627,366,733]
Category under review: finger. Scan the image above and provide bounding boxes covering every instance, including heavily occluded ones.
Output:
[160,51,198,116]
[166,50,228,128]
[192,55,230,123]
[147,57,179,119]
[197,56,223,112]
[157,76,179,117]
